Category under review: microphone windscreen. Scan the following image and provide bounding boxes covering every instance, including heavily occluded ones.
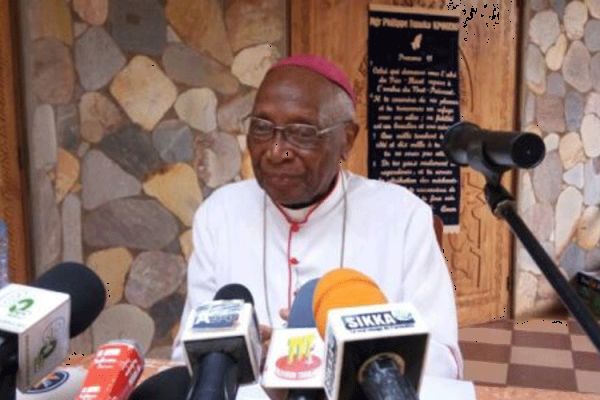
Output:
[32,262,106,337]
[129,366,190,400]
[313,269,387,337]
[288,278,319,328]
[214,283,254,305]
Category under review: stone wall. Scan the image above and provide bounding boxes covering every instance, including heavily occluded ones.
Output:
[516,0,600,317]
[21,0,286,357]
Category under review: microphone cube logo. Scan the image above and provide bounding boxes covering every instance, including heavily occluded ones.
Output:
[0,289,35,319]
[192,300,242,330]
[274,333,322,380]
[25,370,70,393]
[34,317,66,372]
[9,298,34,317]
[342,310,415,332]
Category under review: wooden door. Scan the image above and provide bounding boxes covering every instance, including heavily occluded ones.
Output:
[0,0,31,283]
[291,0,519,326]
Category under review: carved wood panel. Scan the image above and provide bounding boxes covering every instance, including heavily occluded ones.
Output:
[291,0,518,325]
[0,0,31,283]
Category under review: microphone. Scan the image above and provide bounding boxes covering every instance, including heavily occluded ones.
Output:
[16,366,87,399]
[129,366,190,400]
[262,279,324,400]
[0,262,105,398]
[30,262,105,338]
[75,340,144,400]
[182,283,262,400]
[313,269,428,400]
[443,121,545,170]
[286,279,323,400]
[287,279,319,329]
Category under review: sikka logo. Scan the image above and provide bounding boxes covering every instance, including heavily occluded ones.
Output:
[343,310,415,331]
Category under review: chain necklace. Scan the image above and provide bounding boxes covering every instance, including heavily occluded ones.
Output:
[261,171,348,326]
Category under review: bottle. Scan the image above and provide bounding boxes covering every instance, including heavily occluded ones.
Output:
[0,219,9,288]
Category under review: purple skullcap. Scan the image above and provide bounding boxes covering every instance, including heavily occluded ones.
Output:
[269,54,356,105]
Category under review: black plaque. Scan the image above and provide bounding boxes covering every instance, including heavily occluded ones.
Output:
[368,5,461,230]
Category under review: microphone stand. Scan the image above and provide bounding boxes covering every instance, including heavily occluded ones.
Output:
[0,335,18,400]
[0,374,16,400]
[465,146,600,354]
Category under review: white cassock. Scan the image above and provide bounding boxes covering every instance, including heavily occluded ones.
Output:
[173,170,463,399]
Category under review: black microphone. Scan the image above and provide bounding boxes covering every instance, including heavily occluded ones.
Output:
[287,279,319,329]
[0,262,106,399]
[32,262,106,337]
[443,121,545,170]
[129,366,190,400]
[131,286,261,400]
[313,269,426,400]
[182,284,261,400]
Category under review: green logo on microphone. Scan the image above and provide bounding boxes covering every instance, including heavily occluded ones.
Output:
[9,298,34,316]
[34,338,57,371]
[34,317,66,372]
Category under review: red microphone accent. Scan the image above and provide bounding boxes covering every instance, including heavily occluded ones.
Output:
[75,340,144,400]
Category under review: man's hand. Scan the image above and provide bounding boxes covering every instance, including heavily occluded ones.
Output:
[259,324,273,363]
[279,308,289,322]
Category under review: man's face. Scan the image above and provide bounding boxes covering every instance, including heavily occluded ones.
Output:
[248,67,354,207]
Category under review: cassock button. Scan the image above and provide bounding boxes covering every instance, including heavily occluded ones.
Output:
[289,257,299,265]
[291,223,300,233]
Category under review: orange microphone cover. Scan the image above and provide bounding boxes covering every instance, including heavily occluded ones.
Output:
[312,268,387,337]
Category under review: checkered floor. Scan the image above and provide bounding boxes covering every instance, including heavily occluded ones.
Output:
[459,318,600,394]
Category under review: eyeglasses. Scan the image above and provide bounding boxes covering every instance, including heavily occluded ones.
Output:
[243,116,348,149]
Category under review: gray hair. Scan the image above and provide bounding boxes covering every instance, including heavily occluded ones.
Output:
[318,88,356,127]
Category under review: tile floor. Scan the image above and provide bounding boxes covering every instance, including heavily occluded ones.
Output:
[459,319,600,394]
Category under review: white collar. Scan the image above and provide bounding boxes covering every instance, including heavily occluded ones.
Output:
[268,170,346,225]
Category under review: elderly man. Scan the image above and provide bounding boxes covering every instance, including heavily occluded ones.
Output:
[173,55,462,398]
